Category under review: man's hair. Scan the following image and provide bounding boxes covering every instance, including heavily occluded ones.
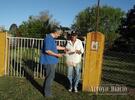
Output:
[51,25,62,33]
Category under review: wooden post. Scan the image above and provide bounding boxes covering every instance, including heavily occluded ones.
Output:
[0,32,7,76]
[82,32,105,92]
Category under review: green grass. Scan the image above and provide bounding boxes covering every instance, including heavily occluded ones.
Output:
[0,76,134,100]
[103,51,135,87]
[6,48,135,99]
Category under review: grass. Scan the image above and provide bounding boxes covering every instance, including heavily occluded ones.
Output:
[0,76,135,100]
[103,51,135,87]
[5,48,135,99]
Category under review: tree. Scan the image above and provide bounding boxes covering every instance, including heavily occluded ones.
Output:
[9,24,18,36]
[118,5,135,40]
[0,25,6,32]
[72,5,125,45]
[18,11,59,38]
[113,5,135,53]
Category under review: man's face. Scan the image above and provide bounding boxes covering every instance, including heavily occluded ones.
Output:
[54,31,61,38]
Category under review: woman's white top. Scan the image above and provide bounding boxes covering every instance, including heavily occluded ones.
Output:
[65,39,84,66]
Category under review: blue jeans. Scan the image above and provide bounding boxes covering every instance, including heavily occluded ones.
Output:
[43,64,57,96]
[67,63,81,88]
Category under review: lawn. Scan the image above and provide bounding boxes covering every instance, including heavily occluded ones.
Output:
[3,45,135,99]
[0,76,134,100]
[103,51,135,87]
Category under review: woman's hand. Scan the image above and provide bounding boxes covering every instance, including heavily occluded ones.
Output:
[75,50,81,55]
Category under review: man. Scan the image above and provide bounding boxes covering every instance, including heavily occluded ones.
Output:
[65,31,84,92]
[40,27,65,97]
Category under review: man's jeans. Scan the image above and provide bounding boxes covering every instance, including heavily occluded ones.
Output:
[67,63,81,88]
[43,64,57,96]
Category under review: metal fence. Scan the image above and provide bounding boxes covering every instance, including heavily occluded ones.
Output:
[5,36,135,87]
[6,36,84,78]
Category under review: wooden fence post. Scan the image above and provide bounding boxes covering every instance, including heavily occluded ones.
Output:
[82,32,105,92]
[0,32,7,76]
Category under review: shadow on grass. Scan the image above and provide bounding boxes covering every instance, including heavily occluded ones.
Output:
[54,72,82,91]
[11,59,44,96]
[11,59,82,96]
[23,60,44,96]
[54,72,69,89]
[23,60,77,96]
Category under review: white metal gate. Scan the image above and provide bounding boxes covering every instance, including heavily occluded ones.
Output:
[6,36,67,78]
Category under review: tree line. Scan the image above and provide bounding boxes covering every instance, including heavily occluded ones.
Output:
[8,5,135,53]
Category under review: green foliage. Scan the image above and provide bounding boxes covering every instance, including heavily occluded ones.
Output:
[19,19,44,38]
[113,5,135,53]
[72,5,125,43]
[8,24,18,36]
[17,11,59,38]
[0,26,7,32]
[118,5,135,39]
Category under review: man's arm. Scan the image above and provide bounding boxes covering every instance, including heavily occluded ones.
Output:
[56,46,66,50]
[45,50,63,58]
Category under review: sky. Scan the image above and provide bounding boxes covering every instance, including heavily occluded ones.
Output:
[0,0,135,30]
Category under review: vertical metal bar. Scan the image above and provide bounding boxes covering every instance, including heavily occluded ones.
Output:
[35,39,37,78]
[13,38,16,76]
[16,39,20,76]
[40,40,42,78]
[61,40,64,74]
[31,38,35,78]
[60,40,62,74]
[37,39,40,78]
[22,38,25,77]
[32,38,37,78]
[39,39,41,78]
[27,38,29,60]
[4,33,7,75]
[35,39,39,78]
[11,37,13,76]
[20,38,23,77]
[7,37,10,76]
[11,38,14,76]
[58,40,61,73]
[41,39,44,78]
[62,40,64,74]
[18,38,20,77]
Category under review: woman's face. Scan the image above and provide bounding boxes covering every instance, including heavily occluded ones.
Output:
[71,35,77,42]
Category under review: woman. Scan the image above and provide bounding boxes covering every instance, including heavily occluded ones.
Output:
[65,31,84,92]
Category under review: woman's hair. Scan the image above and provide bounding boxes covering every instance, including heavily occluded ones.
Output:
[70,30,78,36]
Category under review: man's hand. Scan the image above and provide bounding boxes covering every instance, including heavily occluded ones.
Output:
[57,53,63,58]
[46,50,63,58]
